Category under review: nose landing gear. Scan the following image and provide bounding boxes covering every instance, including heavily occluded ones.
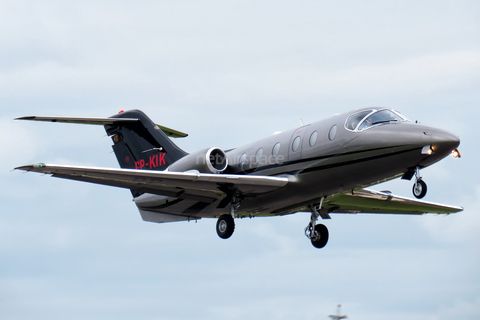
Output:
[412,167,427,199]
[413,180,427,199]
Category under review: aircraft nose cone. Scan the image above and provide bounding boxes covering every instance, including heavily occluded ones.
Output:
[431,129,460,155]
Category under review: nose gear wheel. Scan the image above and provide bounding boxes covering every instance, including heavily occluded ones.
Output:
[413,179,427,199]
[412,167,427,199]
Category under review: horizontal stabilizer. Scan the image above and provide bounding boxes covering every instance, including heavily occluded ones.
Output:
[15,115,188,138]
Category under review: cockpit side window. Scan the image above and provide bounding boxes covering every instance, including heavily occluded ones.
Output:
[358,109,405,131]
[345,110,372,131]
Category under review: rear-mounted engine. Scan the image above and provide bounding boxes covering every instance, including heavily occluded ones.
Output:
[167,147,228,174]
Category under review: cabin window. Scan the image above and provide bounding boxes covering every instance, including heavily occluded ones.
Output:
[328,125,337,141]
[309,131,318,147]
[255,148,263,164]
[239,153,247,171]
[292,136,301,152]
[272,143,280,158]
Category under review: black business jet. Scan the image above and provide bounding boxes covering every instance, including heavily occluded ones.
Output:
[15,108,462,248]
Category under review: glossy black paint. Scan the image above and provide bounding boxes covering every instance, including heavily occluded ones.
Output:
[105,110,187,171]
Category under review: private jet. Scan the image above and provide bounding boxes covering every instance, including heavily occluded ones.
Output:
[15,108,462,248]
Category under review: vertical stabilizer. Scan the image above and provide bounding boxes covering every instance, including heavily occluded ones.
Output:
[105,110,187,171]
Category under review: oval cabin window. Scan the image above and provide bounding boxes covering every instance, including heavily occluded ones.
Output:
[292,136,301,152]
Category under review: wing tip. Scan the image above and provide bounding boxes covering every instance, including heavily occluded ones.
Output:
[15,163,47,171]
[15,116,36,121]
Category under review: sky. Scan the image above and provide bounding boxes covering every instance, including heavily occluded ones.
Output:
[1,0,479,319]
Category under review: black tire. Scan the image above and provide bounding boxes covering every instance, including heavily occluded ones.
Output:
[216,214,235,239]
[413,179,427,199]
[311,224,329,249]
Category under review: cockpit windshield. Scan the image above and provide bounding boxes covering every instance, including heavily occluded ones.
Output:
[345,110,372,131]
[345,109,408,132]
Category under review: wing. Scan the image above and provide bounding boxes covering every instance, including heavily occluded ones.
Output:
[15,164,289,202]
[323,189,463,215]
[15,164,462,215]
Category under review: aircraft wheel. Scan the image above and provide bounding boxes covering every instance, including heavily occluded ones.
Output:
[311,224,329,249]
[216,214,235,239]
[413,179,427,199]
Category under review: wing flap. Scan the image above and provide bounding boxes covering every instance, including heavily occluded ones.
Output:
[138,209,194,223]
[15,164,289,199]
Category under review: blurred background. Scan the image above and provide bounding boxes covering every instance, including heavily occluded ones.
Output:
[1,1,479,319]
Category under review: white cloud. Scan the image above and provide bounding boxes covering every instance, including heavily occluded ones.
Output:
[0,118,38,168]
[254,51,480,99]
[341,51,480,82]
[332,51,480,93]
[1,1,479,320]
[420,185,480,246]
[437,296,480,320]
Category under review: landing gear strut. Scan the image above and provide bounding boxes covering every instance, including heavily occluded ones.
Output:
[412,167,427,199]
[305,198,330,249]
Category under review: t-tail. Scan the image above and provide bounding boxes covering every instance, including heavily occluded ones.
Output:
[15,109,188,171]
[105,110,187,170]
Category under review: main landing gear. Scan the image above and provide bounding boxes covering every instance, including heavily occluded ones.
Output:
[216,214,235,239]
[412,167,427,199]
[215,193,331,249]
[216,193,240,239]
[305,198,330,249]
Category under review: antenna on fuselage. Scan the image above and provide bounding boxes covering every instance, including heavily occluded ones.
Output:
[299,118,304,126]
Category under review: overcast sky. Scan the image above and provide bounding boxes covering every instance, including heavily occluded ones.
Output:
[1,1,479,319]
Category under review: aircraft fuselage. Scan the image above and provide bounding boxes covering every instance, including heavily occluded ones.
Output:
[136,108,460,220]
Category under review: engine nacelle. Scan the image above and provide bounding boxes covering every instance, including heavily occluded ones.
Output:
[167,147,228,174]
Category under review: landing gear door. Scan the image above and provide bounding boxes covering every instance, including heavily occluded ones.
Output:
[288,125,309,162]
